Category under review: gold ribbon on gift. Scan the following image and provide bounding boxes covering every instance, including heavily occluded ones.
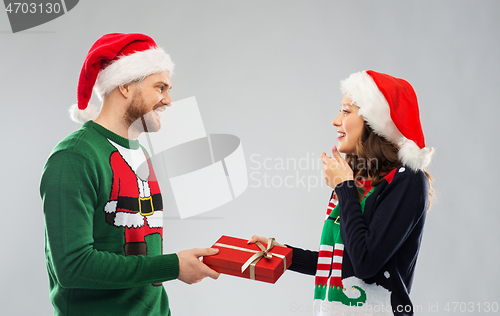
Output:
[213,238,287,280]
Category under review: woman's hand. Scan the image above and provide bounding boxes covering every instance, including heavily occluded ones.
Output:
[321,145,354,189]
[248,235,286,247]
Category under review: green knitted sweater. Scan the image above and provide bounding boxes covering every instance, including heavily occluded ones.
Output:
[40,121,179,316]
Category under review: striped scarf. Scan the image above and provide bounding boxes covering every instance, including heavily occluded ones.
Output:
[314,181,374,305]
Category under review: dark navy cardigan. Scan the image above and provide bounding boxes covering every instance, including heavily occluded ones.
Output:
[287,166,428,316]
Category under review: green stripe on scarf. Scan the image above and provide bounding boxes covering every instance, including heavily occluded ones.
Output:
[314,186,375,305]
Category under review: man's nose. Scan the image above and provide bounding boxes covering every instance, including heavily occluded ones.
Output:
[161,93,172,106]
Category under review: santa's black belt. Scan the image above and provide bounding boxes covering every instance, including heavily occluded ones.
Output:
[117,194,163,216]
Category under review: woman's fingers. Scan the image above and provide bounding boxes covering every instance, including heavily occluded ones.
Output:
[247,235,268,244]
[321,146,354,189]
[332,145,351,168]
[331,145,343,162]
[247,236,286,247]
[321,152,334,165]
[321,152,328,162]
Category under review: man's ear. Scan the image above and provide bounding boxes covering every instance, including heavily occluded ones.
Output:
[118,83,132,99]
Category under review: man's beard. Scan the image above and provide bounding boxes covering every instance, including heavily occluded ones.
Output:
[124,90,161,136]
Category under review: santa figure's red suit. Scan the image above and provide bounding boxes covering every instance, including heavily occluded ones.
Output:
[104,139,163,256]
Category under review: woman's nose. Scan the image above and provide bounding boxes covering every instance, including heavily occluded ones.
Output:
[332,112,342,127]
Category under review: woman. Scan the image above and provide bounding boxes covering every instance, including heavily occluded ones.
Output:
[250,70,434,316]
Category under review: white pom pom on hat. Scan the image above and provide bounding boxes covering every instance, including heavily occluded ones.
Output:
[68,103,100,123]
[340,70,434,171]
[69,33,175,124]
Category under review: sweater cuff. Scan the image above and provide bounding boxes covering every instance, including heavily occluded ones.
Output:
[284,244,318,276]
[335,180,358,202]
[150,253,180,282]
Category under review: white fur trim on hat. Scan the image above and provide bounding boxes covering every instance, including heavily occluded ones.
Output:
[94,47,174,100]
[69,103,100,123]
[341,71,403,144]
[341,71,433,170]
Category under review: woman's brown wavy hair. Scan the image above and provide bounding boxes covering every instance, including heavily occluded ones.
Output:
[345,123,434,209]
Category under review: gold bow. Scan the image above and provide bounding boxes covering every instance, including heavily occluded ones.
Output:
[213,238,287,280]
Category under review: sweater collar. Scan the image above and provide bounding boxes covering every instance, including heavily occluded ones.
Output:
[84,121,140,150]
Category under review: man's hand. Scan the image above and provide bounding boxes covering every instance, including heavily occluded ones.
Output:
[177,248,220,284]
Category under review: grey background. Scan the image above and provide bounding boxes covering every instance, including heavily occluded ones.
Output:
[1,0,499,315]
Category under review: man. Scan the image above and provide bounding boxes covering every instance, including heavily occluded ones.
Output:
[40,33,219,316]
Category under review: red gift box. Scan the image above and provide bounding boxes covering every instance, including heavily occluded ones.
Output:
[203,235,292,284]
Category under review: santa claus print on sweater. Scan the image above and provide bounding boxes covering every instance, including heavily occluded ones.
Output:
[104,139,163,257]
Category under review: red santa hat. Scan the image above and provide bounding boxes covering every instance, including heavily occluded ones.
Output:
[69,33,174,123]
[340,70,434,171]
